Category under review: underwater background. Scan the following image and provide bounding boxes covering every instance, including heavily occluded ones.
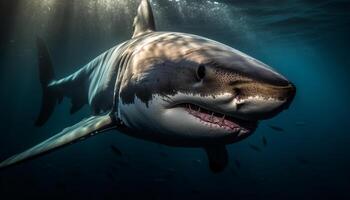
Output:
[0,0,349,199]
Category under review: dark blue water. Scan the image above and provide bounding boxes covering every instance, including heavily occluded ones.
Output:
[0,0,349,199]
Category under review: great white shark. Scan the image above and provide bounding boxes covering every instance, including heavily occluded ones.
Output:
[0,0,296,172]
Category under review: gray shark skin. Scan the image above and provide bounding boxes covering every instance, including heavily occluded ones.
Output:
[0,0,295,172]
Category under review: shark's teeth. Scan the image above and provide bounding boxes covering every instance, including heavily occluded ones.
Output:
[220,115,225,126]
[174,103,257,132]
[182,103,244,131]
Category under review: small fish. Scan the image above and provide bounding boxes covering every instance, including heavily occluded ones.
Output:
[55,181,66,191]
[192,159,202,164]
[110,145,122,157]
[159,151,168,158]
[106,172,116,182]
[262,136,267,147]
[111,165,118,171]
[182,176,189,184]
[295,121,306,126]
[165,168,176,173]
[296,156,310,165]
[191,188,200,194]
[230,167,238,176]
[115,160,130,168]
[153,177,167,183]
[248,144,262,152]
[67,169,80,177]
[41,163,56,171]
[268,125,284,132]
[162,172,174,180]
[234,159,241,169]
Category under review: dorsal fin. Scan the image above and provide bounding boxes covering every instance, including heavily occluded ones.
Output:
[132,0,156,38]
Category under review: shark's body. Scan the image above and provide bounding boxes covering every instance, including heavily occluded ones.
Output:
[0,0,296,172]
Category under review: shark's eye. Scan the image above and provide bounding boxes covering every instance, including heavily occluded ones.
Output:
[196,64,206,80]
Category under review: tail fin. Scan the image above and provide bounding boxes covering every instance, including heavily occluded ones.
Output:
[35,37,59,126]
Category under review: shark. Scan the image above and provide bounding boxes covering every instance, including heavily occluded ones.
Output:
[0,0,296,172]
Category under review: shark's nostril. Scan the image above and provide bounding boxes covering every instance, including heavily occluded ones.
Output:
[233,88,241,98]
[274,76,290,87]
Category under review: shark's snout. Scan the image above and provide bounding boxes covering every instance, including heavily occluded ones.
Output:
[212,51,297,121]
[280,83,296,109]
[228,73,296,121]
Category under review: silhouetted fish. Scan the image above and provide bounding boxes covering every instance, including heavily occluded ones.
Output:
[159,151,168,158]
[162,172,174,180]
[106,172,116,182]
[55,181,66,191]
[115,160,130,168]
[191,188,200,194]
[153,177,167,183]
[262,136,267,147]
[164,168,176,173]
[192,159,202,164]
[67,169,81,177]
[296,156,310,165]
[234,159,241,169]
[110,145,122,157]
[295,121,306,126]
[182,176,189,184]
[230,167,238,176]
[42,163,56,171]
[268,125,285,132]
[248,144,262,152]
[111,165,118,171]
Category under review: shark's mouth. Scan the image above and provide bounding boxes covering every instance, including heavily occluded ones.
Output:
[176,103,257,133]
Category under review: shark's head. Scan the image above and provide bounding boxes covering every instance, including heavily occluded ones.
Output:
[119,32,296,146]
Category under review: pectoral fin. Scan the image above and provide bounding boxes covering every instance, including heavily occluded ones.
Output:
[0,114,116,169]
[204,145,228,173]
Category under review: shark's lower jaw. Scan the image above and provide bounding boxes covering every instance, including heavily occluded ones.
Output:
[175,103,257,135]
